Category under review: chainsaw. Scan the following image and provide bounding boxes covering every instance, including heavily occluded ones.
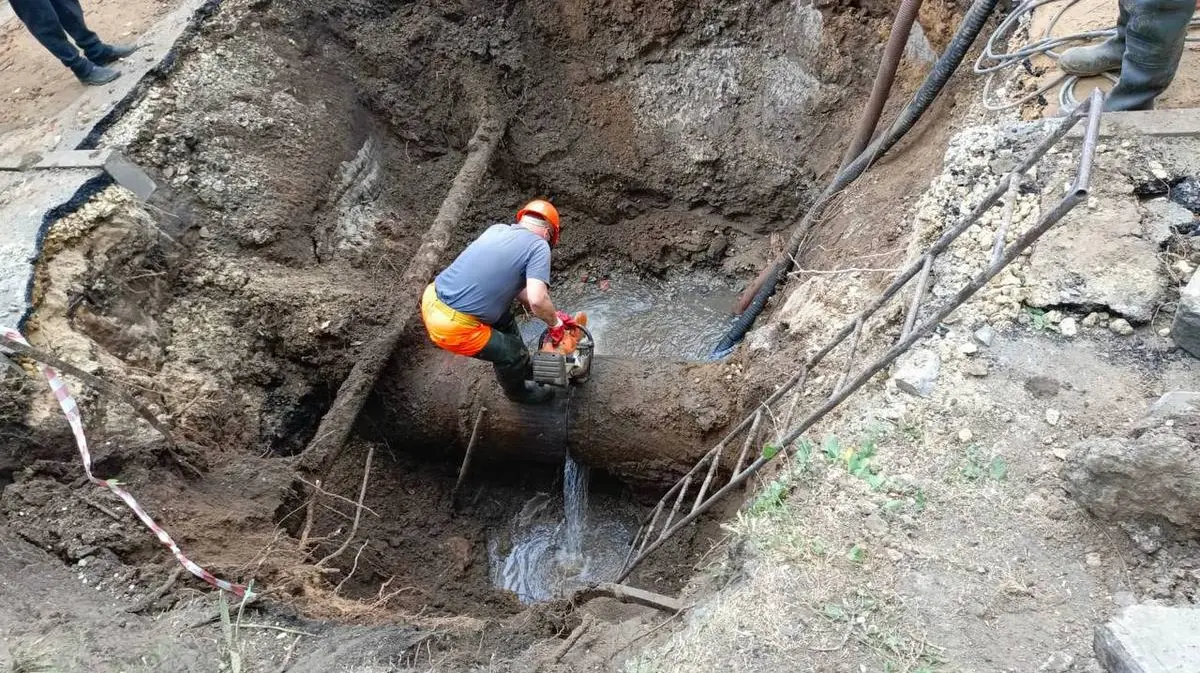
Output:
[530,312,594,387]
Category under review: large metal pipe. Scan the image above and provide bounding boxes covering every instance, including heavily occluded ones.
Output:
[371,347,742,490]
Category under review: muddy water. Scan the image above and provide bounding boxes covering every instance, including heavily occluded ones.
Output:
[519,270,739,360]
[488,457,638,603]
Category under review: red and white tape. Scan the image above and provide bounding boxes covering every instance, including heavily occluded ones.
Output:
[2,327,253,598]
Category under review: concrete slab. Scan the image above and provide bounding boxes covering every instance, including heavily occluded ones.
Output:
[1067,109,1200,139]
[0,149,114,170]
[0,169,106,328]
[1095,604,1200,673]
[0,0,211,331]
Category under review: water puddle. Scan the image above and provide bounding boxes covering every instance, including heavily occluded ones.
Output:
[488,455,638,603]
[519,270,738,360]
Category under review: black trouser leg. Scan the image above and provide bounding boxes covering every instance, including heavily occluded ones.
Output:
[9,0,91,75]
[1105,0,1193,111]
[48,0,109,63]
[473,313,531,394]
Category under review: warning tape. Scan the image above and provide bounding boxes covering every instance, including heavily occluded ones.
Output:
[1,327,253,598]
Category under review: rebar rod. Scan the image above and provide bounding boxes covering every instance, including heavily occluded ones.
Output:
[732,410,764,480]
[617,91,1102,580]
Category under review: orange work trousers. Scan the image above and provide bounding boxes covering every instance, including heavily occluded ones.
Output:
[420,284,493,356]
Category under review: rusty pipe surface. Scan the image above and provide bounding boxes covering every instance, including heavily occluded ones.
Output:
[841,0,926,168]
[372,347,742,489]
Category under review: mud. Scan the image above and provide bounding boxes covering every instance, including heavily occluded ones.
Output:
[0,0,923,667]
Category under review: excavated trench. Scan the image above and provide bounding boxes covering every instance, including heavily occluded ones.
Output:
[2,0,920,627]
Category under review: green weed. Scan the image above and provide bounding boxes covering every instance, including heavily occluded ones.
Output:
[847,544,868,564]
[959,445,1008,483]
[749,478,788,515]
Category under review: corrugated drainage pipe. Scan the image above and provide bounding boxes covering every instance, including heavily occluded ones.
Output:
[714,0,1002,357]
[840,0,927,168]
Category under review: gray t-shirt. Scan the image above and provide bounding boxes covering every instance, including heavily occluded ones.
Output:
[434,223,551,324]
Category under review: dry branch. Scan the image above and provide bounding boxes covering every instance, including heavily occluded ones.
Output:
[450,406,486,509]
[553,614,595,664]
[299,114,507,476]
[2,337,177,443]
[1,337,202,477]
[576,583,685,614]
[317,445,374,567]
[127,566,184,614]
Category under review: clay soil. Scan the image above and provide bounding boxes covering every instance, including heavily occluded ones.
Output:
[0,0,940,668]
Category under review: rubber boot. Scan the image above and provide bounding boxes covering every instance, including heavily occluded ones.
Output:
[1058,35,1126,76]
[76,62,120,85]
[1103,0,1192,111]
[93,43,140,66]
[495,354,554,404]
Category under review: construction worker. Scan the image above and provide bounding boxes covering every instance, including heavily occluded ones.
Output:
[1057,0,1195,111]
[10,0,139,85]
[420,199,578,404]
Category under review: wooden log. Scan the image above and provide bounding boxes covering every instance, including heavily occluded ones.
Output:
[371,346,741,490]
[298,114,506,475]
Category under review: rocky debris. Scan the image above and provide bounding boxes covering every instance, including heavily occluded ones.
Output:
[1172,272,1200,358]
[974,325,996,346]
[776,277,826,335]
[1147,391,1200,418]
[1060,316,1078,337]
[966,362,990,377]
[1118,521,1165,555]
[1142,198,1196,240]
[1038,651,1076,673]
[1064,393,1200,533]
[1025,375,1061,398]
[1169,177,1200,215]
[1045,409,1061,426]
[1109,318,1135,336]
[1094,605,1200,673]
[891,349,940,397]
[1024,195,1166,324]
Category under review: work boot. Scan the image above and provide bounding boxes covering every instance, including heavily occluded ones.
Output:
[76,63,121,86]
[495,356,555,404]
[501,379,555,404]
[93,43,141,66]
[1058,36,1126,76]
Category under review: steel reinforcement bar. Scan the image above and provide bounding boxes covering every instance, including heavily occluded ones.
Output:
[619,89,1103,581]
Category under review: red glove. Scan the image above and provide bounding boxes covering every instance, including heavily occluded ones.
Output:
[555,311,578,329]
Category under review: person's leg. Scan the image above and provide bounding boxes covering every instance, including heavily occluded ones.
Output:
[474,314,552,403]
[47,0,107,62]
[1104,0,1193,111]
[9,0,90,74]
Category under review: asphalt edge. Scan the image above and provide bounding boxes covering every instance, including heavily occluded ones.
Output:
[17,0,224,332]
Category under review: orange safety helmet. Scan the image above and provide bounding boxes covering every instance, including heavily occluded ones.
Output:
[516,199,561,247]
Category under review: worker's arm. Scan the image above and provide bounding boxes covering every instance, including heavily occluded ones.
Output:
[523,278,561,327]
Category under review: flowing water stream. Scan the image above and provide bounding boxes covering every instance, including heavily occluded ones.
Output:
[491,270,738,602]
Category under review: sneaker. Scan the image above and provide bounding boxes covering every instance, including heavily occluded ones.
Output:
[78,64,121,86]
[94,44,141,66]
[1058,37,1125,77]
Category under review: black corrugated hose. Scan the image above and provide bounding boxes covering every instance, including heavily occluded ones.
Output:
[712,0,1003,358]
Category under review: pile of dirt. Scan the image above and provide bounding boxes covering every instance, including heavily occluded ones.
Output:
[0,0,946,667]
